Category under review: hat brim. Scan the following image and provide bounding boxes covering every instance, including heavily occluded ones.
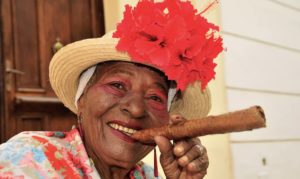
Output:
[49,34,211,119]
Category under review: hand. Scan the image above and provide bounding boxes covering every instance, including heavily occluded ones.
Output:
[154,114,209,179]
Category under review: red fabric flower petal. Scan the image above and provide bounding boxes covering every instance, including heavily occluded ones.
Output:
[114,0,223,91]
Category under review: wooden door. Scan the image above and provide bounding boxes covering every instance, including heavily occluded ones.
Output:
[0,0,105,142]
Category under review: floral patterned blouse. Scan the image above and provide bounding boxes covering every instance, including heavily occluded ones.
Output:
[0,128,160,179]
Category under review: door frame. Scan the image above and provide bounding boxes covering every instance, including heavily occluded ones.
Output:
[0,1,5,142]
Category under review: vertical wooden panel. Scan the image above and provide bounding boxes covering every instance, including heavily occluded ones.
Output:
[47,110,76,132]
[0,1,5,142]
[12,0,42,91]
[91,0,105,37]
[19,116,46,131]
[38,0,71,94]
[1,0,18,141]
[15,114,51,133]
[70,0,92,41]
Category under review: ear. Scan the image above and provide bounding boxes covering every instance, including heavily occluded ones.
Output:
[77,95,86,115]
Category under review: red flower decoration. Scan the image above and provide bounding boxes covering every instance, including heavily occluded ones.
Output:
[113,0,223,91]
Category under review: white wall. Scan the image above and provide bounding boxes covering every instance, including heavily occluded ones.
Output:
[221,0,300,178]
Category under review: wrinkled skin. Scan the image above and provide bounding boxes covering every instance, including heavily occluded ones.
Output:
[77,62,208,179]
[156,114,209,179]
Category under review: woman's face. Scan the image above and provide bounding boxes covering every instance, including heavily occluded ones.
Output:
[78,62,170,168]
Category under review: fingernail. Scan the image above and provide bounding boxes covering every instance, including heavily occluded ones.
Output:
[179,156,188,165]
[171,114,180,119]
[175,115,181,119]
[174,146,184,155]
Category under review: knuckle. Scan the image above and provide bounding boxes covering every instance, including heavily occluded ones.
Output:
[192,137,201,144]
[186,152,209,172]
[194,144,206,156]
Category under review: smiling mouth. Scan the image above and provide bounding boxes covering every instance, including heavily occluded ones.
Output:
[109,123,138,136]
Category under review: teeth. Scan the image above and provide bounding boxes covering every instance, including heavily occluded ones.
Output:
[109,123,137,136]
[128,129,134,133]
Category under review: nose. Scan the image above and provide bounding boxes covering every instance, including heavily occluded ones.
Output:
[119,92,147,119]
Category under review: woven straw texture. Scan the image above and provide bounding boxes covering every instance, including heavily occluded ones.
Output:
[49,34,211,119]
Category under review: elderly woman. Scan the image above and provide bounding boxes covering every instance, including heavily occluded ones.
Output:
[0,0,223,178]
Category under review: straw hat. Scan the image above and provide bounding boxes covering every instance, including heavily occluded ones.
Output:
[49,33,211,119]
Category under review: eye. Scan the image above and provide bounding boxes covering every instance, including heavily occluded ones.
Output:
[109,82,126,91]
[149,95,163,103]
[146,93,167,110]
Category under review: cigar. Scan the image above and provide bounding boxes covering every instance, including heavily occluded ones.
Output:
[132,106,266,144]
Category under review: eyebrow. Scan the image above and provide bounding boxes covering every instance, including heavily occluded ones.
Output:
[153,82,168,95]
[106,68,134,76]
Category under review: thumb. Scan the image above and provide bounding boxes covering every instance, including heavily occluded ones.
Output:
[169,114,186,125]
[154,136,180,178]
[154,136,173,154]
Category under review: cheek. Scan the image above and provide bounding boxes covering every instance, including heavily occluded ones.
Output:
[80,89,118,138]
[147,101,167,111]
[85,87,119,115]
[148,108,170,126]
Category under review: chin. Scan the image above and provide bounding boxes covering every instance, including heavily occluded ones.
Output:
[101,144,153,168]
